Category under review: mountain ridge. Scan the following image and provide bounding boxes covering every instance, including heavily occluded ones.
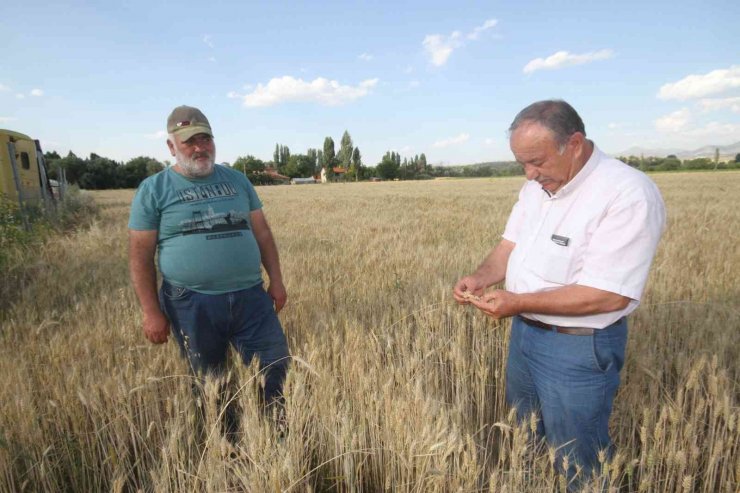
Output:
[612,141,740,160]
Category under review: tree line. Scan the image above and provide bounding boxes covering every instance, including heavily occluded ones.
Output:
[42,137,740,190]
[616,153,740,172]
[232,129,435,183]
[43,151,165,190]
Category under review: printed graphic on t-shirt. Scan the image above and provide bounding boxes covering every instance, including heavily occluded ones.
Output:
[180,206,251,236]
[176,182,239,203]
[170,182,251,239]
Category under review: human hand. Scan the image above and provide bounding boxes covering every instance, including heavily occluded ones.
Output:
[468,289,521,320]
[143,309,170,344]
[268,280,288,312]
[453,275,487,304]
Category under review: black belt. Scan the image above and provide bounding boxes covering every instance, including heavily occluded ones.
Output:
[519,316,595,336]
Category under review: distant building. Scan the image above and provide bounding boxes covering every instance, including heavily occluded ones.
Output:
[320,166,347,183]
[264,167,290,184]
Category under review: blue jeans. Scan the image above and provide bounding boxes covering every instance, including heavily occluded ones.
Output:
[506,316,627,483]
[159,280,290,405]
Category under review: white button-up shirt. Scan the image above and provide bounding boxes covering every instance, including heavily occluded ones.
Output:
[503,145,666,328]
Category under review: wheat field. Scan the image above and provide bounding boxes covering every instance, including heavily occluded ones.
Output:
[1,172,738,492]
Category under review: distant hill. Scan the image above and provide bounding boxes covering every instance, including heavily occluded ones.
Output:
[447,160,517,170]
[614,141,740,160]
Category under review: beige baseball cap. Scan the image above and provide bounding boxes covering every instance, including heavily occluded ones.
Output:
[166,105,214,141]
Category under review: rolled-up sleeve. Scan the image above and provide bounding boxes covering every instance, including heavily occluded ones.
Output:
[503,186,527,243]
[577,186,665,301]
[128,182,160,230]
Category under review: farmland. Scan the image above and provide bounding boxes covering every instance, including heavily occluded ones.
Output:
[1,172,738,492]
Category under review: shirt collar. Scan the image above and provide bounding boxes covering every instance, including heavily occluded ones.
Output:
[547,143,601,199]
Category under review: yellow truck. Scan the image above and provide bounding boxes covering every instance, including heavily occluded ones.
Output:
[0,129,54,209]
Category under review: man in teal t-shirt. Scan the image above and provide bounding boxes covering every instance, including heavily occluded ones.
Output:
[128,106,289,430]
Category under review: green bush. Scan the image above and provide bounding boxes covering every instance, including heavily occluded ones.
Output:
[0,187,98,271]
[0,196,39,270]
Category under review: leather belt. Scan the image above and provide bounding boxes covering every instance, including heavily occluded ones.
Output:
[519,316,595,336]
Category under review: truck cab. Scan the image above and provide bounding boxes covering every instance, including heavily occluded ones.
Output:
[0,129,54,206]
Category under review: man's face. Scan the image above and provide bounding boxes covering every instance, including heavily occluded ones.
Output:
[168,133,216,178]
[510,122,581,193]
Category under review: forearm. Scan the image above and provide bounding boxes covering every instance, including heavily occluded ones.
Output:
[473,239,514,287]
[128,230,162,315]
[129,256,161,314]
[255,230,283,283]
[514,284,630,316]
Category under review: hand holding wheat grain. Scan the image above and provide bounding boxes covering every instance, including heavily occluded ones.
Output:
[462,290,481,301]
[453,275,486,304]
[468,289,520,320]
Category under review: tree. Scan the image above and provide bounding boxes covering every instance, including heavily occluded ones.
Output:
[79,155,119,189]
[57,151,87,185]
[323,137,336,180]
[283,154,316,178]
[281,145,290,169]
[234,155,281,184]
[272,144,290,174]
[307,148,319,176]
[338,130,354,169]
[233,155,265,174]
[350,147,362,181]
[120,156,163,188]
[376,151,399,180]
[44,151,62,180]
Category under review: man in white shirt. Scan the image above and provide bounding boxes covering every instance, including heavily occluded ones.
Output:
[453,100,665,484]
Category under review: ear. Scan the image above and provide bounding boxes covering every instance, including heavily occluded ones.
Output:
[166,139,176,157]
[568,132,587,156]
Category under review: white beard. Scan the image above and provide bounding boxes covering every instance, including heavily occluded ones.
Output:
[175,149,215,178]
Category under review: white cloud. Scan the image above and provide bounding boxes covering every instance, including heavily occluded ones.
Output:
[523,49,614,74]
[15,93,24,99]
[658,65,740,101]
[208,56,217,63]
[145,130,168,140]
[433,133,470,148]
[681,121,740,139]
[0,116,17,123]
[467,19,498,40]
[237,76,379,107]
[358,53,373,61]
[655,108,692,132]
[484,138,495,145]
[653,107,740,145]
[423,32,463,67]
[0,83,10,92]
[404,65,414,74]
[608,123,621,129]
[202,35,214,48]
[226,91,241,99]
[699,96,740,113]
[423,19,498,67]
[408,80,420,89]
[30,89,44,97]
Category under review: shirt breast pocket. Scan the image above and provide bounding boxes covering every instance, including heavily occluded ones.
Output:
[529,247,579,285]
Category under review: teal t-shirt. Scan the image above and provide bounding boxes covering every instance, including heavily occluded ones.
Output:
[128,165,263,294]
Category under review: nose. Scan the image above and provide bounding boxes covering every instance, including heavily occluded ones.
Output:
[193,141,209,153]
[523,164,539,181]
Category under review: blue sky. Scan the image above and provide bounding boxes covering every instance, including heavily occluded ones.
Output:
[2,0,738,166]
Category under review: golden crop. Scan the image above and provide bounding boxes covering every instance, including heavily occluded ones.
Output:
[1,172,738,492]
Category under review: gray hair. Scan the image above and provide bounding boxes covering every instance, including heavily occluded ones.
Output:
[509,100,586,147]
